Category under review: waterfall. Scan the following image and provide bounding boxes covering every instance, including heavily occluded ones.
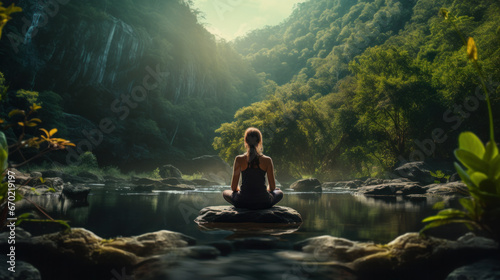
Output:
[97,18,118,84]
[21,0,48,88]
[24,1,45,44]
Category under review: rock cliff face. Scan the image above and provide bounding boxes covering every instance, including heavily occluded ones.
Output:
[8,1,150,96]
[1,0,261,167]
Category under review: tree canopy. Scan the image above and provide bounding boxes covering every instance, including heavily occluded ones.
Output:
[215,0,500,180]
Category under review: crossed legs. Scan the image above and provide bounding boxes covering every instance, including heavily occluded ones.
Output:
[223,189,284,209]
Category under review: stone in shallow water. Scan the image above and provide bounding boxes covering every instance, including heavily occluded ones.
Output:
[290,178,322,192]
[194,206,303,224]
[0,255,41,280]
[445,258,500,280]
[4,228,197,280]
[292,232,499,280]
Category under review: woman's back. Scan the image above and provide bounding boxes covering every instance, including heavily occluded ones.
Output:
[240,162,267,195]
[222,127,282,209]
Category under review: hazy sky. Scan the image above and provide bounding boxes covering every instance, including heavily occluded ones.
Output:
[192,0,307,41]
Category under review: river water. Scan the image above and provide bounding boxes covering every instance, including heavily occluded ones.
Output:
[17,185,459,244]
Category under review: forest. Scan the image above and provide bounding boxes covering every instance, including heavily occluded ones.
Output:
[0,0,499,180]
[214,0,500,180]
[1,1,500,279]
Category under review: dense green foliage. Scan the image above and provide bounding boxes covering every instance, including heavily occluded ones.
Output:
[422,14,500,240]
[0,77,72,229]
[215,0,500,180]
[1,0,499,178]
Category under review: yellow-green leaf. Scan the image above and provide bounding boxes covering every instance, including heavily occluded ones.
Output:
[49,128,58,136]
[470,172,488,188]
[0,132,7,171]
[8,109,25,117]
[489,155,500,180]
[459,198,475,215]
[467,37,478,61]
[40,128,49,137]
[483,141,498,162]
[0,182,7,198]
[420,219,477,234]
[0,3,22,39]
[454,162,476,189]
[458,132,485,158]
[432,201,446,210]
[439,8,449,20]
[31,104,42,111]
[455,149,489,173]
[17,213,35,220]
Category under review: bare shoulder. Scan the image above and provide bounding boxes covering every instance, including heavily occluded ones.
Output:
[260,155,271,161]
[235,154,246,163]
[260,155,273,164]
[236,154,246,160]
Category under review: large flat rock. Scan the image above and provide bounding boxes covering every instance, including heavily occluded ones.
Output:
[195,206,303,224]
[292,232,499,280]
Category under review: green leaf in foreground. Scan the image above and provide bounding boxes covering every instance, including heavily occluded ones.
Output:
[458,132,485,158]
[0,132,7,171]
[455,149,488,173]
[16,218,71,231]
[483,141,498,162]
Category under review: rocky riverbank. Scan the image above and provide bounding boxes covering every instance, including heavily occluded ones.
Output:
[9,166,222,200]
[0,226,498,280]
[291,161,469,197]
[13,160,468,200]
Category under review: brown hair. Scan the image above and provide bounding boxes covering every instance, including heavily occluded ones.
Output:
[244,127,263,167]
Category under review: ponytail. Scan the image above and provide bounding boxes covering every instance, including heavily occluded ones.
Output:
[244,127,263,167]
[248,144,258,167]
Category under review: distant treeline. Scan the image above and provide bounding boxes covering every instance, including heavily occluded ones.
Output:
[214,0,500,180]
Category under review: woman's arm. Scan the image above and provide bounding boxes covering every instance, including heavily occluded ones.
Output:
[230,156,241,192]
[267,157,276,192]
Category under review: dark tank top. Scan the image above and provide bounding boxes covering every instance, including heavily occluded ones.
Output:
[239,158,272,203]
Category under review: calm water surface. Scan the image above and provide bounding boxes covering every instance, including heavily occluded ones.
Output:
[19,185,451,244]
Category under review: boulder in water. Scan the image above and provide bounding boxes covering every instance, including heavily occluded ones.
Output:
[159,164,182,178]
[61,184,91,200]
[195,206,303,224]
[357,182,425,196]
[446,258,500,280]
[4,228,196,280]
[393,161,435,185]
[293,232,499,280]
[425,182,469,196]
[290,178,322,192]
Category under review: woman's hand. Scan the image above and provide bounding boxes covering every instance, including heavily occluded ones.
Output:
[267,187,280,192]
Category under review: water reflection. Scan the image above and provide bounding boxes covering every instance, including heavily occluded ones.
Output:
[16,187,451,243]
[198,222,302,239]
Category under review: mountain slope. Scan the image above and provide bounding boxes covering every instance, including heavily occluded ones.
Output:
[0,0,262,169]
[215,0,500,180]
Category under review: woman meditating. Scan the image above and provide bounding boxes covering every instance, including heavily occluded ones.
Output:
[223,127,283,209]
